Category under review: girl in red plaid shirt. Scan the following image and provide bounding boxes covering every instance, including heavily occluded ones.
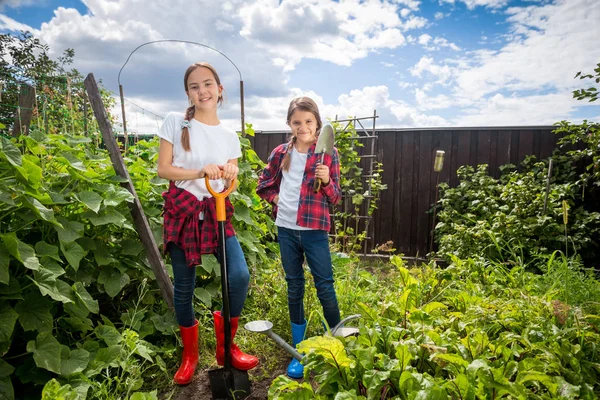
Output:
[256,96,342,379]
[157,62,258,385]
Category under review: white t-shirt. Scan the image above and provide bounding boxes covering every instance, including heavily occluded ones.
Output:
[275,146,313,230]
[158,112,242,202]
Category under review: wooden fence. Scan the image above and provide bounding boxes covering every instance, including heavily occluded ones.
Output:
[249,126,560,257]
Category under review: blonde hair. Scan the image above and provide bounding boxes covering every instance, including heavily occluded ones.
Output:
[282,97,323,171]
[181,62,224,151]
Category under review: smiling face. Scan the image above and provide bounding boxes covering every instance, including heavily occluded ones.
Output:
[185,66,223,111]
[289,109,319,149]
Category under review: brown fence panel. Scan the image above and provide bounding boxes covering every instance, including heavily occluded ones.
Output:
[252,126,558,257]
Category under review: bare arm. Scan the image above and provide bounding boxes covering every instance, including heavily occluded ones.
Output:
[157,139,205,181]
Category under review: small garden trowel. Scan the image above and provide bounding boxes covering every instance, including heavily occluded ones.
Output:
[313,123,335,193]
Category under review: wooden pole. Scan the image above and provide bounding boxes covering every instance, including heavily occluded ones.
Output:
[84,73,174,310]
[240,80,245,136]
[119,84,128,154]
[13,83,35,137]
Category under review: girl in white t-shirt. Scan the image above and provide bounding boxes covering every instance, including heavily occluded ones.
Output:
[157,62,258,385]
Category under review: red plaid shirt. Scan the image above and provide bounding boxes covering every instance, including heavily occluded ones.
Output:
[162,182,235,267]
[256,141,341,231]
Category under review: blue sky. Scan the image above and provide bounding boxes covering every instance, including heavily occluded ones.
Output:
[1,0,598,133]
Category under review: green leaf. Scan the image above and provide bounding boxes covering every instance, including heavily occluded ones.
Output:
[0,303,19,342]
[24,197,57,224]
[519,372,558,396]
[54,218,84,243]
[0,137,22,167]
[27,332,62,374]
[98,268,130,298]
[395,343,414,371]
[82,208,127,227]
[194,287,212,306]
[95,325,122,346]
[120,239,144,256]
[35,242,62,262]
[298,336,353,369]
[1,233,40,271]
[433,353,469,368]
[0,359,14,379]
[15,291,53,332]
[129,391,158,400]
[72,282,99,314]
[232,203,254,225]
[60,345,89,376]
[32,269,74,304]
[41,379,78,400]
[102,185,134,207]
[60,241,86,271]
[76,191,102,213]
[0,243,9,285]
[22,158,42,187]
[0,377,14,400]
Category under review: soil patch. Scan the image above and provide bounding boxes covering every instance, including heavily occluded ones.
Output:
[173,359,289,400]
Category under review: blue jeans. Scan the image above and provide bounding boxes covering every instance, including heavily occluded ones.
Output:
[168,235,250,327]
[277,226,340,328]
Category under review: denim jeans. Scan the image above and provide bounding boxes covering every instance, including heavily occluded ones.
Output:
[277,226,340,328]
[168,235,250,327]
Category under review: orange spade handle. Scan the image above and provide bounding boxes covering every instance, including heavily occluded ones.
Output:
[205,176,237,222]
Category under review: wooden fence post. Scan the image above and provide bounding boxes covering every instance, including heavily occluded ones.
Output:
[83,73,174,310]
[13,83,35,137]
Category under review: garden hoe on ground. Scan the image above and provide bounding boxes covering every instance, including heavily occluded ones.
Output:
[205,177,251,399]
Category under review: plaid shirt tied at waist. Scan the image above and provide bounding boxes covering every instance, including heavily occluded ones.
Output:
[162,181,235,267]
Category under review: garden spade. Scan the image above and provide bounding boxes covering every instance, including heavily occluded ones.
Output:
[313,123,335,193]
[205,177,251,400]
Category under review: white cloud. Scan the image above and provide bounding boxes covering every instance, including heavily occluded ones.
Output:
[401,15,428,31]
[0,0,40,10]
[439,0,509,9]
[453,0,600,100]
[453,92,581,126]
[330,85,449,127]
[409,56,454,84]
[434,11,447,19]
[417,34,460,50]
[238,0,414,68]
[415,88,453,110]
[0,13,38,32]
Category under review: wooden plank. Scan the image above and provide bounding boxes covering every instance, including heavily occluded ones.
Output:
[496,130,512,171]
[518,129,534,166]
[449,131,459,187]
[510,130,520,166]
[429,130,451,252]
[84,73,174,310]
[415,131,432,257]
[489,130,499,178]
[399,131,415,255]
[533,130,542,160]
[391,132,403,254]
[477,130,491,173]
[456,130,472,174]
[376,131,395,251]
[469,129,478,167]
[13,83,35,137]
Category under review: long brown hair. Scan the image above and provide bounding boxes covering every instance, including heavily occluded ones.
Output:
[181,62,224,151]
[282,96,323,171]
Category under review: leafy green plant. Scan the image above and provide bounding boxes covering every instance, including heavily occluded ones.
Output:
[331,121,387,255]
[268,255,600,399]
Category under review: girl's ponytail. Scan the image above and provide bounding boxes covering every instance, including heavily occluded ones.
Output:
[281,136,296,171]
[181,105,195,151]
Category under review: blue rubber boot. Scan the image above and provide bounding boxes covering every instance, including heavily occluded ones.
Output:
[287,320,307,379]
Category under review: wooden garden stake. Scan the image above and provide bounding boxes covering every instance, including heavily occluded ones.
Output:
[84,73,174,310]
